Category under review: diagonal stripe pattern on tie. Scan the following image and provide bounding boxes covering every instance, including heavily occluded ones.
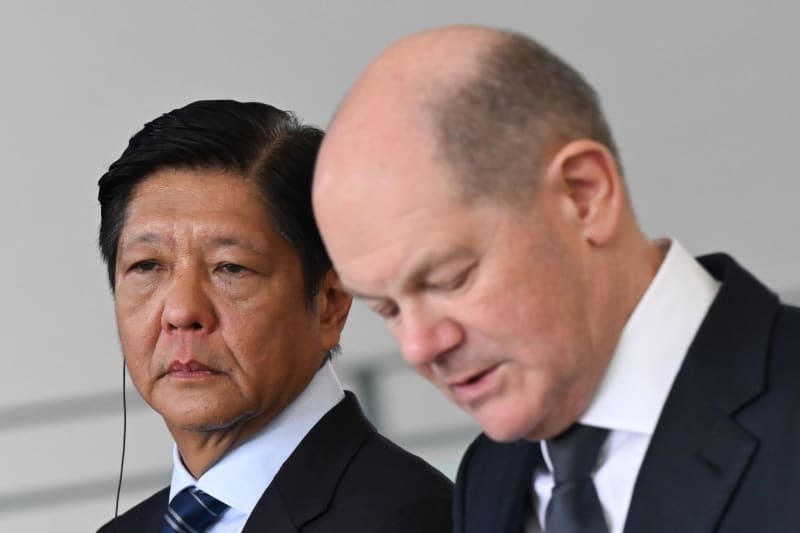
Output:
[544,424,610,533]
[160,486,229,533]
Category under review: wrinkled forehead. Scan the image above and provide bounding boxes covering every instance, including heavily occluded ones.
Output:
[119,169,272,244]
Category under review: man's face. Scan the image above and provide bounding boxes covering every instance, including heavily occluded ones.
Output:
[115,169,330,438]
[315,139,600,442]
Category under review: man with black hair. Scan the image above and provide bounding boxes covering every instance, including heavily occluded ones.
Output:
[96,100,452,533]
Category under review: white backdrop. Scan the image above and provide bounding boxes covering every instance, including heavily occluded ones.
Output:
[1,1,798,531]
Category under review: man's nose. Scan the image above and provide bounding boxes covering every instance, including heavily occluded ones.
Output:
[394,304,464,368]
[160,269,216,333]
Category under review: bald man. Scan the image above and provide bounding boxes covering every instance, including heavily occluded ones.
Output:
[313,25,800,533]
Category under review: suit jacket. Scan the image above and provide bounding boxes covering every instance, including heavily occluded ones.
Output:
[454,254,800,533]
[99,392,452,532]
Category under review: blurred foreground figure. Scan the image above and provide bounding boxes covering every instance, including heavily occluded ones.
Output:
[313,26,800,533]
[96,100,452,532]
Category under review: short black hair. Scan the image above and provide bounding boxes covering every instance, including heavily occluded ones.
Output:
[432,30,621,204]
[98,99,330,306]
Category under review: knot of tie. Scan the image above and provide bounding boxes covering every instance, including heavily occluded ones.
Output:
[544,424,609,533]
[161,486,229,533]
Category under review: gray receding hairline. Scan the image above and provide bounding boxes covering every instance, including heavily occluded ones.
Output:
[426,29,623,206]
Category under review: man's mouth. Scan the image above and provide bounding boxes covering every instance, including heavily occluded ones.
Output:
[448,364,501,404]
[453,368,492,387]
[166,360,220,378]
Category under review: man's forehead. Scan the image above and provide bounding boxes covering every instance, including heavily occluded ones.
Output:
[117,229,173,250]
[117,222,271,253]
[317,166,453,244]
[119,188,275,255]
[319,102,435,179]
[120,224,260,244]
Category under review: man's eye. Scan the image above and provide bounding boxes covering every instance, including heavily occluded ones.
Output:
[434,274,467,291]
[428,266,474,291]
[219,263,249,275]
[130,260,159,273]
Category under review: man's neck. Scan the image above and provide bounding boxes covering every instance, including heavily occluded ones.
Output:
[170,419,256,479]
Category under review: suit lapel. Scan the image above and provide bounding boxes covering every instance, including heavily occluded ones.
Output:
[243,392,372,532]
[623,255,777,533]
[495,441,541,533]
[242,486,298,533]
[146,495,167,533]
[144,489,168,532]
[458,436,540,533]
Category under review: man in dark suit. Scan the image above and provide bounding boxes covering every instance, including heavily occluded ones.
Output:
[96,100,452,532]
[312,25,800,532]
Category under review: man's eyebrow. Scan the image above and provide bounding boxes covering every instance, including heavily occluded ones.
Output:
[210,236,268,257]
[341,247,475,299]
[402,247,474,288]
[118,233,268,256]
[118,232,163,251]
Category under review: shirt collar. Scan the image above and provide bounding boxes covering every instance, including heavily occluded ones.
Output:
[579,239,720,435]
[168,360,345,515]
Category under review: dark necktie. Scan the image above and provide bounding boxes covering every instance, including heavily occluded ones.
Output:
[544,424,610,533]
[160,486,229,533]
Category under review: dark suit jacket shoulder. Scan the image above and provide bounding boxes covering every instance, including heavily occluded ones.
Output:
[454,254,800,533]
[100,392,452,532]
[97,487,168,533]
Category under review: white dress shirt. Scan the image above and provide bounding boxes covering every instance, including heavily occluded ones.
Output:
[529,240,720,533]
[167,360,345,533]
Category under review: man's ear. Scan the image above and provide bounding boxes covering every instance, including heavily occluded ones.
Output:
[543,139,624,246]
[316,269,353,352]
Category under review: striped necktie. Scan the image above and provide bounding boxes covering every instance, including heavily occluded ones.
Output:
[161,486,229,533]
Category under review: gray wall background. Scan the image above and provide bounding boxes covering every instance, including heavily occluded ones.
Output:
[1,1,798,531]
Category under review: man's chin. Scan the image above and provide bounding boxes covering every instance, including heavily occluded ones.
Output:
[164,409,256,435]
[471,406,538,443]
